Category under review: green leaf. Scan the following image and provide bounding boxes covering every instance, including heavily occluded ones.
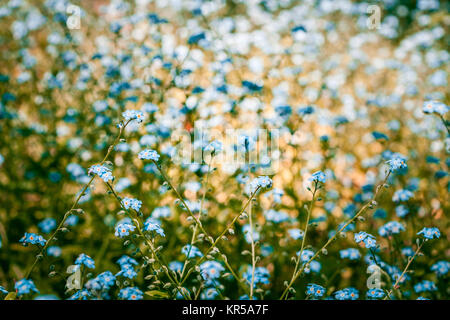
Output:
[5,292,17,300]
[145,290,170,299]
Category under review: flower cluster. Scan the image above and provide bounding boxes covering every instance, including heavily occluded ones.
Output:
[19,233,46,247]
[354,232,377,249]
[88,164,114,183]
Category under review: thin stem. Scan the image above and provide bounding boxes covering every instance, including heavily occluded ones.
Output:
[154,159,244,288]
[283,182,318,300]
[179,187,260,287]
[24,120,131,279]
[179,157,213,280]
[248,177,256,299]
[438,114,450,135]
[105,182,189,300]
[384,240,424,300]
[280,172,391,299]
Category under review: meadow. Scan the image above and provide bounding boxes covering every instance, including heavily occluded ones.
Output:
[0,0,448,300]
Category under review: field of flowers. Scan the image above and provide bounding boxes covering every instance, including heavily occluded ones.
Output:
[0,0,448,301]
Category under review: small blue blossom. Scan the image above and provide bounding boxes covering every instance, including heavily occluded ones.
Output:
[288,228,304,240]
[122,110,145,123]
[386,157,407,172]
[47,246,62,257]
[417,227,440,240]
[143,218,165,237]
[181,245,203,258]
[138,148,160,161]
[19,232,46,247]
[423,100,448,115]
[116,263,138,279]
[431,261,449,277]
[306,283,326,298]
[119,287,143,300]
[367,288,385,299]
[414,280,437,293]
[115,223,136,238]
[339,248,361,260]
[334,287,359,300]
[309,171,326,183]
[378,221,405,237]
[392,189,414,202]
[354,231,377,249]
[117,255,138,268]
[200,261,225,282]
[68,288,92,300]
[243,266,270,288]
[15,279,39,297]
[75,253,95,269]
[38,218,57,233]
[121,197,142,212]
[88,164,114,183]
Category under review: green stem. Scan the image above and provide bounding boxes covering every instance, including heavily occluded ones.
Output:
[179,188,260,287]
[283,182,318,300]
[280,172,391,299]
[384,240,424,300]
[24,120,131,280]
[105,182,189,300]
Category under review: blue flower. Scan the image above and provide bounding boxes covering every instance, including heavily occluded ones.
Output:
[309,171,326,183]
[116,263,137,279]
[151,206,171,219]
[306,283,326,298]
[334,287,359,300]
[19,232,46,246]
[339,248,361,260]
[417,227,440,240]
[243,266,270,287]
[138,148,160,161]
[143,218,165,237]
[414,280,437,293]
[181,245,203,258]
[395,205,409,218]
[47,246,62,257]
[38,218,57,233]
[423,100,448,115]
[115,223,136,238]
[354,231,377,249]
[68,288,92,300]
[249,176,273,193]
[367,288,385,299]
[169,261,183,273]
[386,157,407,172]
[288,228,304,240]
[122,110,145,123]
[15,279,39,297]
[86,271,115,292]
[204,140,223,154]
[75,253,95,269]
[297,249,315,262]
[401,247,415,257]
[121,197,142,212]
[118,287,143,300]
[378,221,405,237]
[431,261,449,277]
[116,255,138,268]
[88,164,114,183]
[200,261,225,282]
[392,189,414,202]
[264,209,290,223]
